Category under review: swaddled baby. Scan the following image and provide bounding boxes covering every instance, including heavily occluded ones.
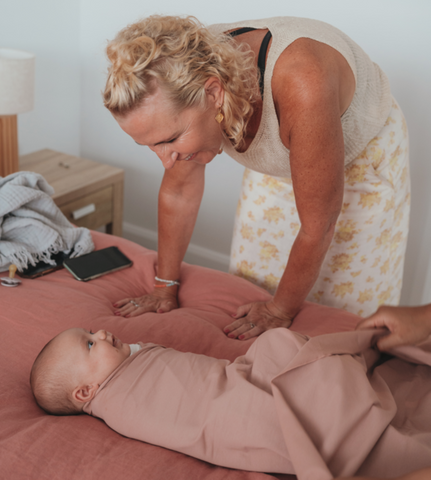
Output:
[30,328,294,474]
[30,327,431,479]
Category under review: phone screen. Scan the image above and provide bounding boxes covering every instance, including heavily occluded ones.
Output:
[18,251,72,279]
[63,246,133,281]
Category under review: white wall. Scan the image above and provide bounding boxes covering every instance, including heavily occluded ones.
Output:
[2,0,431,304]
[0,0,81,157]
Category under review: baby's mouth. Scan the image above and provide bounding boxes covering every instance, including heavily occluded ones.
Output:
[112,335,122,348]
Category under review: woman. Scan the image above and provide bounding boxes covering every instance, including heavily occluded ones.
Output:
[108,15,410,339]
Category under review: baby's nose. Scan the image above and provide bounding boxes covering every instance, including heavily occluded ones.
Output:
[95,329,107,339]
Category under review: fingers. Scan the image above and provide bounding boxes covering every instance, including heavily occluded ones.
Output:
[223,319,244,336]
[232,303,253,319]
[113,295,178,317]
[224,320,260,340]
[356,311,401,351]
[226,300,294,340]
[356,308,393,331]
[355,316,384,331]
[114,300,153,318]
[113,298,134,308]
[113,298,138,317]
[226,304,255,337]
[237,323,261,341]
[376,333,403,352]
[156,300,177,314]
[126,303,156,317]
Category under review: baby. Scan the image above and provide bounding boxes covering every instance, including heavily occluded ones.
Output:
[30,327,431,478]
[30,328,139,415]
[30,327,294,474]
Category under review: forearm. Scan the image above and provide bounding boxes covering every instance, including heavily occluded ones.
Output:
[273,225,335,317]
[157,166,205,282]
[157,196,199,280]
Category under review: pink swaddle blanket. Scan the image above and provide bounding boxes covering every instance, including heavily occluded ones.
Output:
[84,328,431,479]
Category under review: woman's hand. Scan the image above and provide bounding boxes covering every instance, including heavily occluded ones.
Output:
[223,300,294,340]
[113,289,179,317]
[356,304,431,351]
[113,161,206,319]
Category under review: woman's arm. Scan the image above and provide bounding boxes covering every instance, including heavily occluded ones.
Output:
[157,160,206,282]
[272,39,347,318]
[225,39,353,338]
[114,160,205,316]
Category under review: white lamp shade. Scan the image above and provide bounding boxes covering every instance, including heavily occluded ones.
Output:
[0,48,35,115]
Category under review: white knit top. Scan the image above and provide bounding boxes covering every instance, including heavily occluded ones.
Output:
[209,17,392,177]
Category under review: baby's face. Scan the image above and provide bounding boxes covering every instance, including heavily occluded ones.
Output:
[55,328,131,389]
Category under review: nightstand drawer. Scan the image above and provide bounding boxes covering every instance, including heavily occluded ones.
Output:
[21,149,124,236]
[58,186,113,230]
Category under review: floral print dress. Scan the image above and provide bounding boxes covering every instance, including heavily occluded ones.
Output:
[229,98,410,317]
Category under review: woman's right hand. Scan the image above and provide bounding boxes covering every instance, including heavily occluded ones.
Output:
[113,288,179,317]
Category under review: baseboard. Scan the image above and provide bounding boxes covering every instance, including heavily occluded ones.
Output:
[122,221,230,273]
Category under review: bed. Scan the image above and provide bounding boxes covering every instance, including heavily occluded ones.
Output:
[0,230,364,479]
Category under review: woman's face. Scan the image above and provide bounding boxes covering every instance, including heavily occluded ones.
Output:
[116,86,224,170]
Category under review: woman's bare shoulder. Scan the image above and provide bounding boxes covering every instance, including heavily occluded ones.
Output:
[272,37,355,118]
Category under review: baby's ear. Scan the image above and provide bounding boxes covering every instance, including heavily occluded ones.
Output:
[73,384,98,404]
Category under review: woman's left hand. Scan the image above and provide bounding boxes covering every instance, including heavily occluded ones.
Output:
[223,301,294,340]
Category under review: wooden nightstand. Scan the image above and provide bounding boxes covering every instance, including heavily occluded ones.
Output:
[20,149,124,236]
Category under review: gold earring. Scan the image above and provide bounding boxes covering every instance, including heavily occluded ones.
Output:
[215,107,224,124]
[218,147,223,155]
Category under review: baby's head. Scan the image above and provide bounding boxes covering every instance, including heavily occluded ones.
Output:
[30,328,130,415]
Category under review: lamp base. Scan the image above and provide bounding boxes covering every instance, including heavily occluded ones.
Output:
[0,115,19,177]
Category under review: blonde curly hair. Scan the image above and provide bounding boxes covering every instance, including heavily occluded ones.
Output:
[103,15,259,149]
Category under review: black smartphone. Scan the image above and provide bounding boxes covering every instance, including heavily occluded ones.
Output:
[18,251,72,279]
[63,246,133,281]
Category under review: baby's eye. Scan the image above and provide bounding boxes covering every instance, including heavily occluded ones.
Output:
[88,341,94,350]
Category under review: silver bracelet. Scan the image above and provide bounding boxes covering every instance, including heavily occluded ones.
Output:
[155,276,180,286]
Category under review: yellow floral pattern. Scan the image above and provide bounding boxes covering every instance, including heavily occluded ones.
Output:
[230,98,410,317]
[263,207,285,224]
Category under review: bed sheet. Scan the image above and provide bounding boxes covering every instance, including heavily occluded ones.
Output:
[0,231,361,480]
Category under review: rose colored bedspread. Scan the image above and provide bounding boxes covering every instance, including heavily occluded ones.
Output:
[0,230,395,480]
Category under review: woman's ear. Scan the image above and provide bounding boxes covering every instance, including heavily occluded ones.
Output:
[204,77,224,108]
[72,384,99,404]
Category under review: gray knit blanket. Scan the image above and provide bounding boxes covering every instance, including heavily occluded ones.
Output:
[0,171,94,272]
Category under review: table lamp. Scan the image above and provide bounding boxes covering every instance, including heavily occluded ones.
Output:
[0,48,35,177]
